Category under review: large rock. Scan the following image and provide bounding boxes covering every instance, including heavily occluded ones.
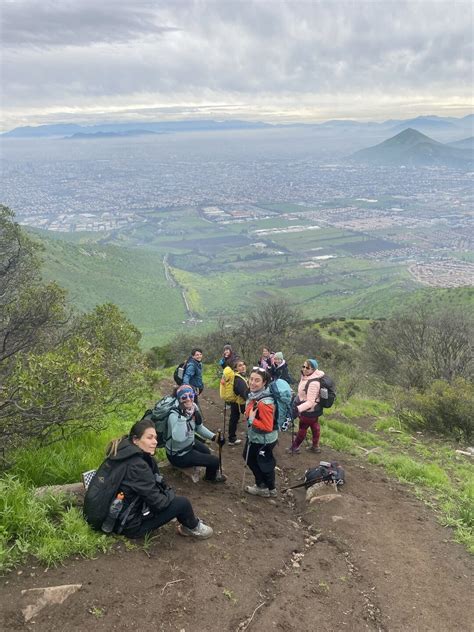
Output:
[21,584,82,622]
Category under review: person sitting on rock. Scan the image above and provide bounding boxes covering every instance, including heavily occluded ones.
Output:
[86,418,213,539]
[166,385,227,482]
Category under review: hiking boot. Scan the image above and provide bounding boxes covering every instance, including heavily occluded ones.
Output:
[285,446,300,454]
[228,438,242,446]
[245,484,270,497]
[178,519,213,539]
[306,446,321,453]
[268,488,277,498]
[205,472,227,483]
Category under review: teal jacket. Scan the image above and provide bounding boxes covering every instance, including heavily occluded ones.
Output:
[245,388,278,445]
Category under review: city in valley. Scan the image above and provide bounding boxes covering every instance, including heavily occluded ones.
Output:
[2,130,472,293]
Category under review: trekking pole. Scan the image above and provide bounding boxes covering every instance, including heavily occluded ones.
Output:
[217,429,223,476]
[242,439,250,492]
[223,404,227,441]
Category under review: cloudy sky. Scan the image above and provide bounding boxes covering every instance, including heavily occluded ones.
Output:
[1,0,472,130]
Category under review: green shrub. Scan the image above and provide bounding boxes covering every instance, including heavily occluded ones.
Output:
[400,378,474,442]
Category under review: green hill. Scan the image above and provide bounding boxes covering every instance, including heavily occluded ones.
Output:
[31,229,187,348]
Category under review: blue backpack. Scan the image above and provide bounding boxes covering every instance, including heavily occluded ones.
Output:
[268,378,293,431]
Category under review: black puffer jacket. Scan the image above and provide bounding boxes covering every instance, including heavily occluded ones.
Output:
[108,438,175,534]
[271,361,293,385]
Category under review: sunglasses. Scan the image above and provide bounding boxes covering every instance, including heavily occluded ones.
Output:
[251,367,267,374]
[179,393,194,400]
[301,365,311,369]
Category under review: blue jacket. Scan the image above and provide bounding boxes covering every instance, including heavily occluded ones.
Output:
[183,357,204,390]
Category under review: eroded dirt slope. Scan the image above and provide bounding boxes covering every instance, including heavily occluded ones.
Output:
[1,386,472,631]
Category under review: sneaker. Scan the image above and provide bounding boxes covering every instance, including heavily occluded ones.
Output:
[285,446,300,454]
[245,484,270,497]
[205,472,227,483]
[178,519,213,539]
[306,446,321,453]
[268,488,277,498]
[228,438,242,446]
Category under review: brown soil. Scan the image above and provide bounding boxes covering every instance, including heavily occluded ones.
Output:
[1,386,473,631]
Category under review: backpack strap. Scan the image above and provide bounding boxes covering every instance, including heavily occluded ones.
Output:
[303,377,321,394]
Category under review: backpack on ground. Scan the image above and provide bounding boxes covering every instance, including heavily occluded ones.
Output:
[173,360,188,386]
[304,374,336,412]
[268,378,293,431]
[219,367,238,403]
[83,457,137,532]
[142,395,180,448]
[304,461,345,488]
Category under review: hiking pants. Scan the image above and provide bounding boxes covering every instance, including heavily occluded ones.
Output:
[167,441,219,481]
[122,496,198,538]
[243,440,277,491]
[292,414,320,449]
[229,402,245,441]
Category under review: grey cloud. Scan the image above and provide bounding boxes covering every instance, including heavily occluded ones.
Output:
[1,0,179,47]
[1,0,472,125]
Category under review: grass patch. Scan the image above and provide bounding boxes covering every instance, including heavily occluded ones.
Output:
[330,398,474,553]
[0,477,112,573]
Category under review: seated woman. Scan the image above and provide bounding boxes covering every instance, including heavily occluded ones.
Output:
[166,384,227,482]
[242,367,278,498]
[86,418,213,539]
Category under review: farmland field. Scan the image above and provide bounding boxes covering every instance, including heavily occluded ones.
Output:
[32,202,472,347]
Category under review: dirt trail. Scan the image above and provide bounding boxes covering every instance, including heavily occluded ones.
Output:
[1,386,473,631]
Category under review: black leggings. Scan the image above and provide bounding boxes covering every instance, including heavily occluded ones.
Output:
[122,496,198,538]
[228,402,245,441]
[167,441,219,481]
[242,440,277,490]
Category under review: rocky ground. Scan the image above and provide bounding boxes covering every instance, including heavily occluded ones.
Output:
[1,385,472,631]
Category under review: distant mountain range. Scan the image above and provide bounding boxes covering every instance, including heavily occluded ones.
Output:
[351,128,474,168]
[2,114,472,141]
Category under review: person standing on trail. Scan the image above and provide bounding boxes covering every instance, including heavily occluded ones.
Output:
[219,344,238,369]
[86,418,213,539]
[287,359,324,454]
[242,367,278,497]
[166,385,227,483]
[226,359,249,446]
[257,346,274,372]
[271,352,293,385]
[182,348,204,406]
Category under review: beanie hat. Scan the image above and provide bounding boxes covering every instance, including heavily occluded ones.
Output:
[307,358,318,369]
[274,352,284,361]
[176,384,195,399]
[223,344,233,352]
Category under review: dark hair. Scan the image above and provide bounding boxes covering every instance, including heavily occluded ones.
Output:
[233,358,246,370]
[106,417,155,457]
[129,418,155,441]
[191,347,203,356]
[250,366,270,386]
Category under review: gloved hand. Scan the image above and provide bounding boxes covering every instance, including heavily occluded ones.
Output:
[213,431,226,447]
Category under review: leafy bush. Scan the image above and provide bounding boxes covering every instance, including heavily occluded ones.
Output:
[399,378,474,442]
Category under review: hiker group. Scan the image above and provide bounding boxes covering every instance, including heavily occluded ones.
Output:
[84,344,336,541]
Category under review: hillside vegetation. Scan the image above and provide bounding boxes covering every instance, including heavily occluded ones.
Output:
[28,209,473,348]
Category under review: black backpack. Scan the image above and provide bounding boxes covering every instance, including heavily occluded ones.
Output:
[83,456,139,532]
[304,374,336,413]
[304,461,345,488]
[173,360,188,385]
